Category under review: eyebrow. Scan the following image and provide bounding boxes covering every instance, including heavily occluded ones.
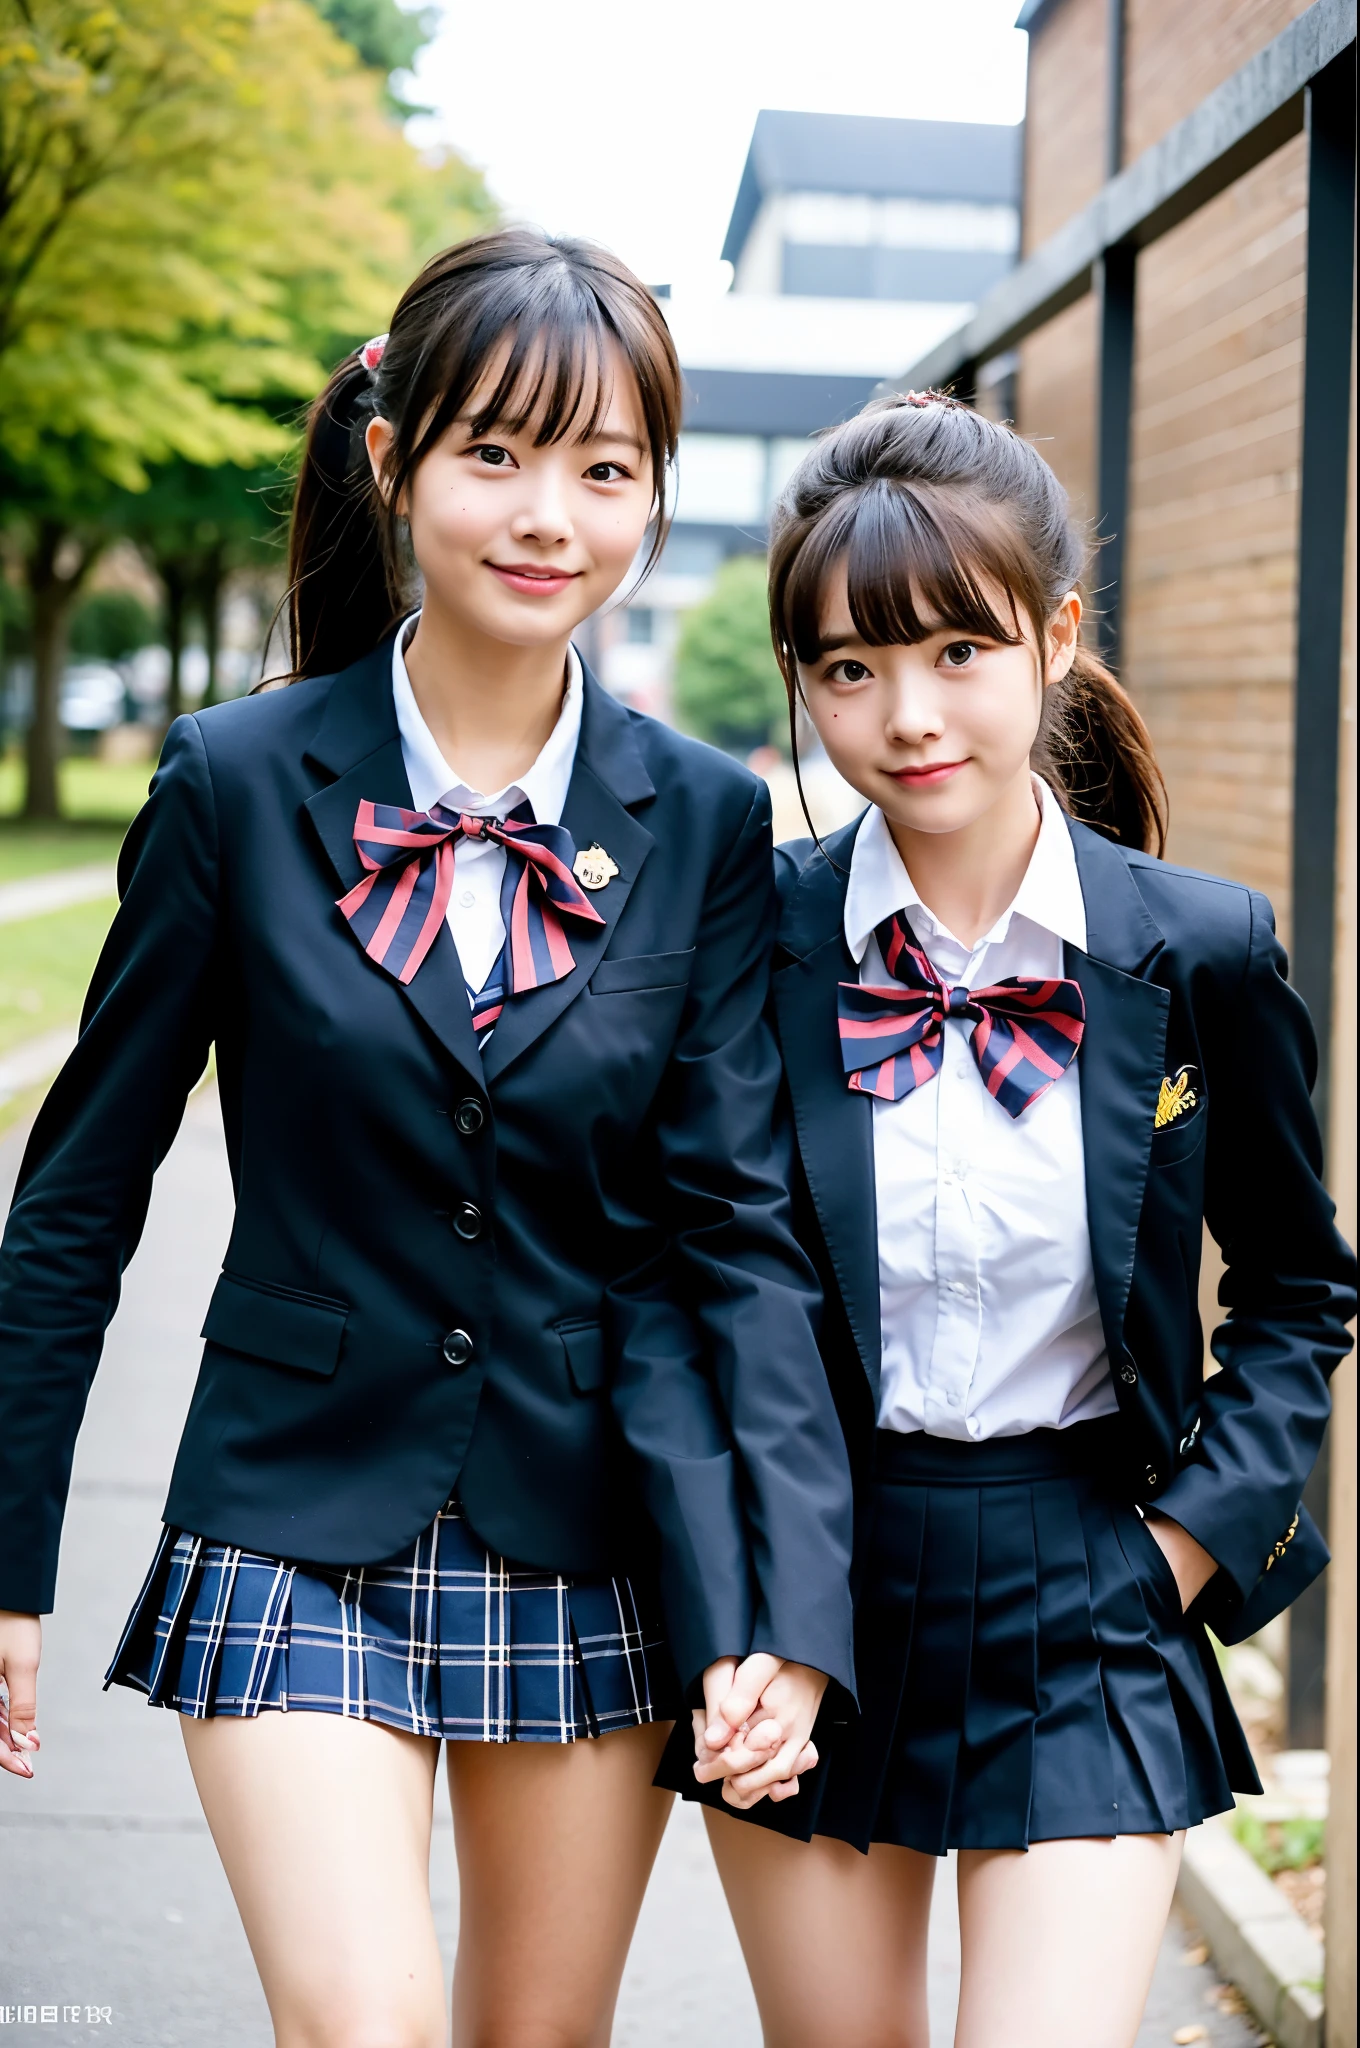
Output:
[581,429,646,454]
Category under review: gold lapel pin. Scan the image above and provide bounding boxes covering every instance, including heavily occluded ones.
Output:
[573,844,619,892]
[1154,1065,1199,1130]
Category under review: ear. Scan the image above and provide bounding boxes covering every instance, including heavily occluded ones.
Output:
[365,416,396,501]
[1044,591,1082,686]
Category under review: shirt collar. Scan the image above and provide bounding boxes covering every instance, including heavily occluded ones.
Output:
[391,611,583,825]
[843,776,1087,963]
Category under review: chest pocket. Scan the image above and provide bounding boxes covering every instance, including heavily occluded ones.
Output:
[588,948,694,996]
[1151,1064,1207,1168]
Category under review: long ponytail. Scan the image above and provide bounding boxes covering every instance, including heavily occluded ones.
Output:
[286,356,395,681]
[767,393,1168,855]
[283,227,683,682]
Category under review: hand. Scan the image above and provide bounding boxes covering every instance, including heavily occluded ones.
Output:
[694,1653,826,1808]
[1145,1513,1218,1611]
[0,1610,42,1781]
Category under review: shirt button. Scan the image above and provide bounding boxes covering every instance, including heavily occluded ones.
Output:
[452,1202,483,1242]
[459,890,476,908]
[442,1328,475,1369]
[453,1098,485,1135]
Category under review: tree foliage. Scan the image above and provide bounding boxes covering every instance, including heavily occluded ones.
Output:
[315,0,436,112]
[673,554,789,757]
[0,0,496,814]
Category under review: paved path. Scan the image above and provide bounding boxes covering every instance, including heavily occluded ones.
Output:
[0,1092,1263,2045]
[0,866,119,926]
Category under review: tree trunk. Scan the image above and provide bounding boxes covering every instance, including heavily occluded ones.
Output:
[198,547,225,707]
[22,522,93,822]
[162,561,188,729]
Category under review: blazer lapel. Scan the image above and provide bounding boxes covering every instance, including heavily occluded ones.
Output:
[1067,821,1169,1359]
[479,670,656,1085]
[301,642,483,1081]
[773,828,882,1394]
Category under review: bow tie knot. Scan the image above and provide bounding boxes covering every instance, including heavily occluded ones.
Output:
[837,911,1085,1117]
[336,798,604,1006]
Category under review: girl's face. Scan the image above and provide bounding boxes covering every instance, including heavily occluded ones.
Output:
[367,338,655,650]
[796,558,1081,838]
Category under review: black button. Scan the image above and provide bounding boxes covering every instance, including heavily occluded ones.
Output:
[1119,1361,1138,1386]
[1145,1466,1159,1489]
[453,1203,483,1242]
[453,1098,485,1136]
[442,1328,475,1369]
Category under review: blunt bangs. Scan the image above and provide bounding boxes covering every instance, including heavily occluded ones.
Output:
[782,480,1039,670]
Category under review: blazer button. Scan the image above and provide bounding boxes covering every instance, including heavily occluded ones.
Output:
[453,1202,483,1242]
[442,1328,475,1369]
[1144,1465,1159,1489]
[453,1098,485,1136]
[1119,1361,1138,1386]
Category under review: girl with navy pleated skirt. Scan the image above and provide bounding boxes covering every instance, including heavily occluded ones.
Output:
[0,230,855,2045]
[657,393,1356,2046]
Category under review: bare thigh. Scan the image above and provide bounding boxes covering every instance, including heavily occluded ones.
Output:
[446,1719,674,2048]
[704,1807,937,2048]
[181,1710,443,2048]
[955,1832,1185,2048]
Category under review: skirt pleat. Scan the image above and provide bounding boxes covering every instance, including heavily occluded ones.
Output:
[657,1417,1259,1853]
[106,1499,677,1743]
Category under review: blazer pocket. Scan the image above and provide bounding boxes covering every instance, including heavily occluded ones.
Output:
[589,948,695,996]
[555,1317,606,1395]
[1151,1110,1208,1169]
[202,1271,350,1378]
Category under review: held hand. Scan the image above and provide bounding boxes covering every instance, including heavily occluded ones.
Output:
[1145,1512,1218,1611]
[0,1611,42,1780]
[694,1654,827,1808]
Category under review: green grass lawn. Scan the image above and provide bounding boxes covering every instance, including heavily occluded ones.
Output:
[0,753,155,829]
[0,895,120,1058]
[0,824,128,883]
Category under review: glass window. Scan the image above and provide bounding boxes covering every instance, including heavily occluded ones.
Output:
[674,434,766,526]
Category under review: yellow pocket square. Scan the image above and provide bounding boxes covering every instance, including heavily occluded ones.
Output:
[1154,1066,1199,1130]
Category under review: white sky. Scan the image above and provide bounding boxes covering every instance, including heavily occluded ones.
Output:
[412,0,1028,298]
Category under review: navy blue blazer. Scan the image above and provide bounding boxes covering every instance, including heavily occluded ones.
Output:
[772,814,1355,1642]
[0,642,855,1697]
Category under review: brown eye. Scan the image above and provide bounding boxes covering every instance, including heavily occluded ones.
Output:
[475,445,512,467]
[585,462,625,482]
[836,660,870,682]
[942,642,976,668]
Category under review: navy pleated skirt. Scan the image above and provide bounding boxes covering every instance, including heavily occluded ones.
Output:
[659,1418,1259,1852]
[106,1497,679,1743]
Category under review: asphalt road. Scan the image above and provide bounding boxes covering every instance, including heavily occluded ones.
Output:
[0,1087,1263,2046]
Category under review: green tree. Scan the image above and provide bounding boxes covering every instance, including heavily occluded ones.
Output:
[315,0,435,113]
[0,0,493,816]
[673,554,788,757]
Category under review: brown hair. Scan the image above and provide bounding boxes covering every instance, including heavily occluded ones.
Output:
[285,228,683,680]
[767,392,1167,854]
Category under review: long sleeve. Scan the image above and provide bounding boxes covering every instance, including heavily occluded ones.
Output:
[0,718,220,1612]
[1155,888,1356,1617]
[609,781,856,1697]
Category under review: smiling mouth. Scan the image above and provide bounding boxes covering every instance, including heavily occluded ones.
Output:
[487,562,581,595]
[887,760,969,786]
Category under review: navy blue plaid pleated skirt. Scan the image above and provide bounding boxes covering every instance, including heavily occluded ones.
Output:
[660,1417,1259,1851]
[106,1498,678,1742]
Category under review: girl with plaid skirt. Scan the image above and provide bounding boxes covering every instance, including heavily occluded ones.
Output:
[0,231,856,2045]
[658,395,1355,2046]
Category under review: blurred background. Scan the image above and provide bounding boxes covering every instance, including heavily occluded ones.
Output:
[0,3,1354,2043]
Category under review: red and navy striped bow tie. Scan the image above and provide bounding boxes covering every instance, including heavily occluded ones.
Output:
[337,799,604,1009]
[837,911,1085,1116]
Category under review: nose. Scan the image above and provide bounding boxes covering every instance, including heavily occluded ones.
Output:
[509,464,574,550]
[884,660,945,746]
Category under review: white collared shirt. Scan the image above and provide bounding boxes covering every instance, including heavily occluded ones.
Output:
[392,614,584,993]
[844,779,1116,1440]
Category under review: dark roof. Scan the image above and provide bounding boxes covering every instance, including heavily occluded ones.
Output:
[1014,0,1057,27]
[681,367,880,438]
[722,111,1022,266]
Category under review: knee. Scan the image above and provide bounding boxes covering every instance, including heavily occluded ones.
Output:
[277,1994,444,2048]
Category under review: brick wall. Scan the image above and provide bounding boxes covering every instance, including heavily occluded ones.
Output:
[1022,0,1108,252]
[1017,297,1099,530]
[1120,139,1306,911]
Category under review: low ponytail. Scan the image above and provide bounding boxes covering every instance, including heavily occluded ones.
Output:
[769,393,1170,857]
[1037,645,1167,856]
[286,354,397,681]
